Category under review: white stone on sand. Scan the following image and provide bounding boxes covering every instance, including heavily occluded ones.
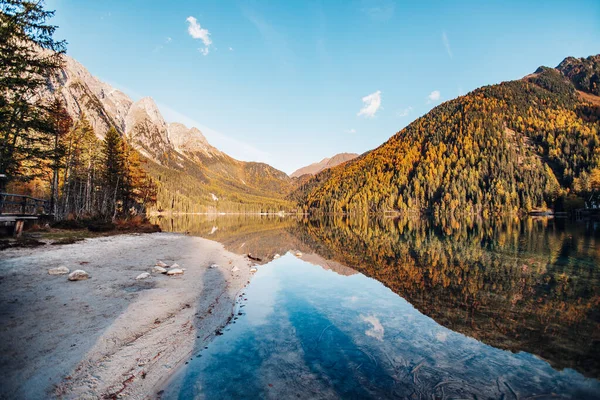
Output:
[48,266,70,275]
[166,268,184,276]
[68,270,89,281]
[136,272,151,280]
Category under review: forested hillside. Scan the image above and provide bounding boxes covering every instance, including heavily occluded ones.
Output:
[146,149,293,214]
[0,1,293,217]
[4,1,599,218]
[0,2,158,221]
[121,98,294,213]
[296,56,600,216]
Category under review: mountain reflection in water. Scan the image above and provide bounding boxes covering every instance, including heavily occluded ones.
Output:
[152,214,600,397]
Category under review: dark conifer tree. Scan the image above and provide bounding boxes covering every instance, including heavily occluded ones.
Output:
[0,0,66,191]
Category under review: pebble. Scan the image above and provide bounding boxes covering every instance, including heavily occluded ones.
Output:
[136,272,151,280]
[68,270,89,281]
[231,266,240,273]
[295,252,302,257]
[152,266,167,274]
[170,263,180,269]
[273,254,281,259]
[156,261,168,268]
[250,267,258,273]
[166,268,184,276]
[209,264,219,269]
[48,266,70,275]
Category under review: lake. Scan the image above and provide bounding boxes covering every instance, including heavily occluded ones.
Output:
[151,215,600,399]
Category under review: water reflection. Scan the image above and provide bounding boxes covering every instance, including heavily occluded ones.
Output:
[152,214,600,396]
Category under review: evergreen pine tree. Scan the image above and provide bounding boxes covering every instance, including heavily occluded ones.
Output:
[101,127,125,217]
[0,0,66,191]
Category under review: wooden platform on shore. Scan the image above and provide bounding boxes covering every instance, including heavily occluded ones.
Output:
[0,216,39,237]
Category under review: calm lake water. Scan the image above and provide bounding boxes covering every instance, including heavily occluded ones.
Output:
[152,215,600,399]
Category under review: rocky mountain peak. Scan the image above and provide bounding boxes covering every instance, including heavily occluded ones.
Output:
[555,54,600,96]
[44,54,132,138]
[131,97,165,128]
[125,97,171,162]
[167,122,219,158]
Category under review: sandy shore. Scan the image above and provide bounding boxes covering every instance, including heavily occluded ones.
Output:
[0,233,253,399]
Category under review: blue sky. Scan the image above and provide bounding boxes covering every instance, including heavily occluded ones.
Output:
[46,0,600,174]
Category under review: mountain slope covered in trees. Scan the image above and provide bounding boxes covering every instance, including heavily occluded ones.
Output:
[38,55,293,214]
[3,0,598,218]
[295,56,600,215]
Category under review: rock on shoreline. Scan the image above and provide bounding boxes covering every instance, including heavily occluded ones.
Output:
[48,266,70,275]
[68,270,89,281]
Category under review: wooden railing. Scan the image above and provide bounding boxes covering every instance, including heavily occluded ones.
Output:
[0,193,50,216]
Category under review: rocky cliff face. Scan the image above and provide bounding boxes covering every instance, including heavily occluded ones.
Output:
[45,55,132,139]
[40,53,294,210]
[167,122,219,158]
[44,55,219,164]
[556,55,600,96]
[125,97,172,162]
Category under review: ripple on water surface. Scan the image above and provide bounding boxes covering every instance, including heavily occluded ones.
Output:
[162,253,600,400]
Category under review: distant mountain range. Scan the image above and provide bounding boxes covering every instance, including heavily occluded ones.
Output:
[43,54,600,214]
[290,153,359,178]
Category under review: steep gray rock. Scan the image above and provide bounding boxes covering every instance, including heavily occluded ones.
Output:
[44,55,132,138]
[125,97,173,162]
[37,52,294,203]
[167,122,219,157]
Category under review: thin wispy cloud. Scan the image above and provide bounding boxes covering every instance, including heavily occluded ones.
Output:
[397,106,413,117]
[357,90,382,118]
[314,4,332,71]
[229,47,234,51]
[347,128,357,134]
[153,37,173,53]
[243,7,295,72]
[427,90,441,103]
[442,31,452,58]
[186,16,212,56]
[360,0,395,21]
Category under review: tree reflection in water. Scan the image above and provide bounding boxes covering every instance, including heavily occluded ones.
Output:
[152,214,600,379]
